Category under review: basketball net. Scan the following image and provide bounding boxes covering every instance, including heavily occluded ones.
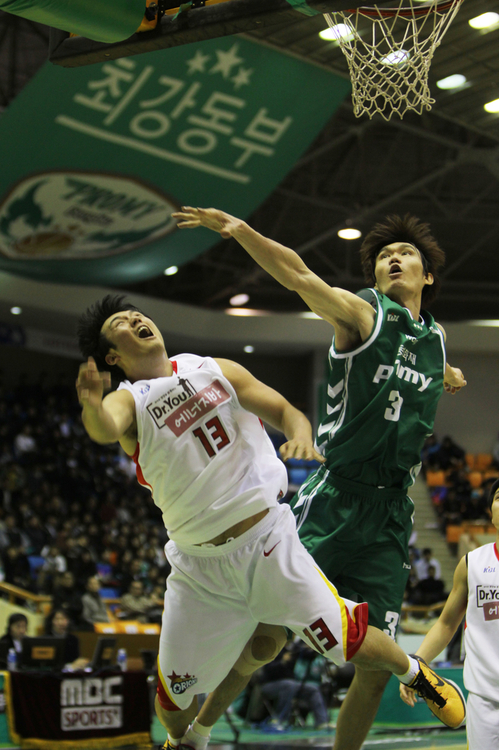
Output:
[324,0,464,120]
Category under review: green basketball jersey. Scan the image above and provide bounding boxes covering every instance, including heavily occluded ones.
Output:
[316,288,445,490]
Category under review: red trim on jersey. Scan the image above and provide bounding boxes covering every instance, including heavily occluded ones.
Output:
[346,602,369,661]
[132,442,153,491]
[171,360,178,373]
[157,677,181,711]
[494,543,499,562]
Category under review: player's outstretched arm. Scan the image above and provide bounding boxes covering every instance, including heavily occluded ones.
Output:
[174,207,375,340]
[216,358,324,464]
[400,555,467,707]
[76,357,135,445]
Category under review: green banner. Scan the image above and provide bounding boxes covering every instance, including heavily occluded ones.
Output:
[0,0,144,42]
[0,38,350,286]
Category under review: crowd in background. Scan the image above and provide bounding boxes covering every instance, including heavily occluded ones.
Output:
[0,371,170,628]
[421,433,497,533]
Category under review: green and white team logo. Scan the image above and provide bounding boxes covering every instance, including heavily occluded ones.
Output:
[0,171,179,260]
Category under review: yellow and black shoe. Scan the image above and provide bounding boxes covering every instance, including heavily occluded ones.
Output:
[408,655,466,729]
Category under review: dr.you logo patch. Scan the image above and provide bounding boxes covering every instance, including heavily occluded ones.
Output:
[0,170,178,259]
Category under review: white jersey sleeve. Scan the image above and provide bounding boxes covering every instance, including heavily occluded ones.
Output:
[464,542,499,701]
[118,354,288,545]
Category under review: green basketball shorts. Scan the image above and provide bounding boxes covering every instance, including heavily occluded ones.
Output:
[291,466,413,638]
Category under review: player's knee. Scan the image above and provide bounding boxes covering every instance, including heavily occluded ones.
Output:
[234,624,286,676]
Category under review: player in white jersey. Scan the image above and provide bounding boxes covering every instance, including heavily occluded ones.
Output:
[400,477,499,748]
[76,295,465,750]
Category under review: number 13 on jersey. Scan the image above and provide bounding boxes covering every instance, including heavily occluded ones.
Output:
[193,416,231,457]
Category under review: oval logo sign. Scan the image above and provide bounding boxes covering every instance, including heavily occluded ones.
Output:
[0,170,179,260]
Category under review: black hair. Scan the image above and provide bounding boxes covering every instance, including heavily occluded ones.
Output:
[489,478,499,509]
[5,613,27,635]
[77,294,144,377]
[44,607,69,635]
[359,214,445,307]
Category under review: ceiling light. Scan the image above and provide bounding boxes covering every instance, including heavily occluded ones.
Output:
[229,293,249,306]
[469,320,499,327]
[224,308,269,317]
[381,50,410,67]
[243,345,254,353]
[436,74,467,90]
[338,228,361,240]
[469,12,499,29]
[484,98,499,113]
[319,24,354,42]
[10,306,22,315]
[164,265,178,276]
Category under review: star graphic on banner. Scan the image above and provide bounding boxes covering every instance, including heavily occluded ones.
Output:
[210,43,244,79]
[186,49,211,75]
[232,67,253,90]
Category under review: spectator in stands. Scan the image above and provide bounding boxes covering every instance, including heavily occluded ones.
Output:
[433,435,465,472]
[0,613,28,656]
[462,489,489,522]
[37,544,68,594]
[119,580,156,623]
[70,547,97,591]
[415,548,442,582]
[257,642,331,730]
[410,565,447,606]
[0,514,24,550]
[421,434,441,475]
[447,467,471,506]
[44,608,89,670]
[438,488,464,532]
[24,514,49,555]
[13,425,36,463]
[3,545,32,591]
[52,570,85,628]
[292,644,333,729]
[119,557,148,594]
[81,576,110,626]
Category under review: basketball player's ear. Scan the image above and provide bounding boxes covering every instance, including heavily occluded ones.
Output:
[424,272,434,287]
[105,350,119,366]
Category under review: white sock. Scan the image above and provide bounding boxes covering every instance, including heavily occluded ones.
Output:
[168,737,181,747]
[192,719,212,738]
[397,655,420,685]
[182,720,211,750]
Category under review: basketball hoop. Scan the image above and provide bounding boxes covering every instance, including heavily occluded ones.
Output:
[324,0,464,120]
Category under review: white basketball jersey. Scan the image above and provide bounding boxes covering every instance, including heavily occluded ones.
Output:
[464,542,499,701]
[118,354,287,545]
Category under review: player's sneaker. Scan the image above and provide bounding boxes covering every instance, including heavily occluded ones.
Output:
[408,655,466,728]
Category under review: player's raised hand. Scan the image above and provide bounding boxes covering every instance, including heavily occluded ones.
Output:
[76,357,111,409]
[173,207,240,239]
[279,438,325,465]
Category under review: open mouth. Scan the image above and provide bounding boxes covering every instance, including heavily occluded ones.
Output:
[137,324,154,339]
[389,265,402,276]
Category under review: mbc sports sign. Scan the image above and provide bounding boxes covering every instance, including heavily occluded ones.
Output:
[0,37,350,286]
[60,675,124,731]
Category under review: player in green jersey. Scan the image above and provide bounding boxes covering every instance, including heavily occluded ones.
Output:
[173,208,466,750]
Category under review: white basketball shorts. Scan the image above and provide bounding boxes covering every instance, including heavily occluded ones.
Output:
[466,691,499,749]
[157,503,368,710]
